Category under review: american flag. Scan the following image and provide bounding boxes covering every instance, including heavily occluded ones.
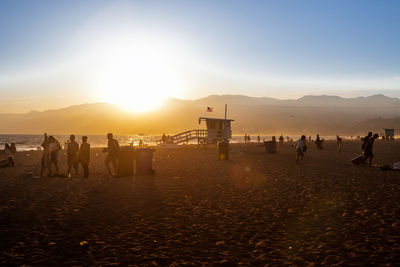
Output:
[206,106,213,112]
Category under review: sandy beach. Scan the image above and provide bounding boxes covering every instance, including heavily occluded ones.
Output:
[1,140,400,265]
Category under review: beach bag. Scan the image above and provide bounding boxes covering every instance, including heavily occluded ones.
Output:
[351,154,366,165]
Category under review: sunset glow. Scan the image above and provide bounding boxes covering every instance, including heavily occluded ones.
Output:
[90,37,183,113]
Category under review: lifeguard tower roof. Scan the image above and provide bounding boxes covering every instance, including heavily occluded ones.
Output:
[199,117,234,122]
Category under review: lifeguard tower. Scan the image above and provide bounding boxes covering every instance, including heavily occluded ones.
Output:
[156,106,234,145]
[197,117,233,144]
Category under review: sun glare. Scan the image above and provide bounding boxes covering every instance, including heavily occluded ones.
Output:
[91,37,183,113]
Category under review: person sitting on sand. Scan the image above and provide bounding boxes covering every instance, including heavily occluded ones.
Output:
[10,143,17,153]
[48,136,61,177]
[40,133,50,177]
[296,135,307,164]
[105,133,120,177]
[362,132,372,151]
[79,136,90,178]
[66,134,79,178]
[364,133,379,166]
[0,155,15,168]
[336,135,343,152]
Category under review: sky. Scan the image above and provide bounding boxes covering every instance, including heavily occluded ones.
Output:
[1,0,400,113]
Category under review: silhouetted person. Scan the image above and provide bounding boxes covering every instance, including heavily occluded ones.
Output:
[336,135,343,152]
[315,134,323,150]
[3,143,10,154]
[364,134,379,165]
[296,135,307,164]
[362,132,372,151]
[279,135,284,145]
[161,133,167,144]
[247,135,251,142]
[66,134,79,177]
[40,133,50,177]
[364,133,378,165]
[244,134,247,143]
[105,133,120,177]
[272,136,276,142]
[79,136,90,178]
[10,143,16,153]
[48,136,61,176]
[257,135,261,142]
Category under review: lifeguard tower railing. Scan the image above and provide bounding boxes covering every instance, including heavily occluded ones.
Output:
[156,129,208,145]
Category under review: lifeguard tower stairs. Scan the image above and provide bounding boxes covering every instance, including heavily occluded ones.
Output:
[156,129,209,145]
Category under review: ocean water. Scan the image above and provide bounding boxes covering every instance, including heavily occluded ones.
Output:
[0,135,160,151]
[0,134,356,152]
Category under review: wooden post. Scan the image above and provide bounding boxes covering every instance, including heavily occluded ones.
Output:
[223,104,227,140]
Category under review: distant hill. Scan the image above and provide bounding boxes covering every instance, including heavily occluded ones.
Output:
[1,94,400,135]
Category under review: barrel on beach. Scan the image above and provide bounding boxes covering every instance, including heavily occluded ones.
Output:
[118,147,135,176]
[218,141,229,160]
[135,148,155,175]
[264,141,277,153]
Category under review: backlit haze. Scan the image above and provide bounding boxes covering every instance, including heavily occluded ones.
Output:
[1,0,400,113]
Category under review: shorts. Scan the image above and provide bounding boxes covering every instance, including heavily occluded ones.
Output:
[297,147,304,157]
[50,151,58,163]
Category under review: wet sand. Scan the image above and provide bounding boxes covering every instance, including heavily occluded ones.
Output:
[1,140,400,265]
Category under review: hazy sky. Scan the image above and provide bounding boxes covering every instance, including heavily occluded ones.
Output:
[1,0,400,113]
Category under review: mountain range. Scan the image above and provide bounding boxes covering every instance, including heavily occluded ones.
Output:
[1,94,400,135]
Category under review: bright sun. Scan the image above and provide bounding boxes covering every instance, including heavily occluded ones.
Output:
[91,37,183,113]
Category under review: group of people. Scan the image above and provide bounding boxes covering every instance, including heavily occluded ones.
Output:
[2,143,17,154]
[39,132,121,178]
[243,134,251,143]
[161,133,173,144]
[40,133,90,178]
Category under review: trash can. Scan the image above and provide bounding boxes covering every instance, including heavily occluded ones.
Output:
[218,140,229,160]
[135,148,155,175]
[118,146,135,176]
[264,141,277,153]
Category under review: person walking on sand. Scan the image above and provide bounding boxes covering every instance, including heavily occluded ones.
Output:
[105,133,120,177]
[296,135,307,164]
[279,135,284,145]
[48,136,61,176]
[364,133,379,166]
[336,135,343,152]
[79,136,90,178]
[362,132,372,151]
[66,134,79,177]
[40,133,50,177]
